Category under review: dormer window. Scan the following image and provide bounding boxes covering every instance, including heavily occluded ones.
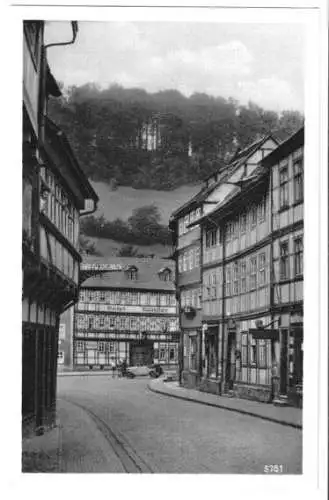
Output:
[158,267,172,282]
[126,265,138,281]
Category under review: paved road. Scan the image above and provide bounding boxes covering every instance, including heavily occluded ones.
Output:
[57,375,302,474]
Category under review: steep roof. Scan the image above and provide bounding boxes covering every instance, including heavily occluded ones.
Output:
[81,257,176,292]
[261,127,304,167]
[170,134,278,221]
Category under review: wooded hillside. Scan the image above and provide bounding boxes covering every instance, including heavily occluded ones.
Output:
[49,84,304,190]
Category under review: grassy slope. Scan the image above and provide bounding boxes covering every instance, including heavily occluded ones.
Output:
[86,182,201,258]
[90,181,201,224]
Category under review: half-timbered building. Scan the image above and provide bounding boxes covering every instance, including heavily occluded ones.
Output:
[22,21,98,434]
[170,135,280,395]
[70,257,179,370]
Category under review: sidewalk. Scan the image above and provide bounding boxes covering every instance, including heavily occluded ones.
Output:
[148,379,302,430]
[22,399,125,473]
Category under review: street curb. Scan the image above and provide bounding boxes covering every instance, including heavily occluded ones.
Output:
[148,382,302,430]
[58,371,113,377]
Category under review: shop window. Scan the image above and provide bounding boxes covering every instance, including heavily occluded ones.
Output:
[257,339,267,368]
[279,167,289,209]
[249,336,257,365]
[294,237,303,276]
[241,333,248,364]
[189,336,197,371]
[159,348,166,361]
[293,158,303,204]
[207,335,217,377]
[169,347,176,362]
[280,241,289,280]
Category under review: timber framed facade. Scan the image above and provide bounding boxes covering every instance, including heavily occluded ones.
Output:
[22,21,98,436]
[170,131,304,407]
[60,257,180,371]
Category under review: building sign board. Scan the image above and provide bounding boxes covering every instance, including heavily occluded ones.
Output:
[81,263,123,271]
[78,303,176,315]
[249,328,279,340]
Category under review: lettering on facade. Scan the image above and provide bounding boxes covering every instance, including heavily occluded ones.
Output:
[81,263,123,271]
[79,303,176,315]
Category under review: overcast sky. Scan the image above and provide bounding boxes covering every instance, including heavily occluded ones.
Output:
[45,21,305,113]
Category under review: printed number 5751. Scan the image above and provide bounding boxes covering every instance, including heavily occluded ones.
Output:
[264,465,284,473]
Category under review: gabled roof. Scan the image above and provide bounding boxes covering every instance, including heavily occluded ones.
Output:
[45,118,99,204]
[170,134,279,222]
[261,127,304,167]
[81,257,176,292]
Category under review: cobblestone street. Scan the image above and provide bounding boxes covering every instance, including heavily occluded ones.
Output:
[53,375,302,474]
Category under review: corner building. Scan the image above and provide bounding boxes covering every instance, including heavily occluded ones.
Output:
[73,258,179,369]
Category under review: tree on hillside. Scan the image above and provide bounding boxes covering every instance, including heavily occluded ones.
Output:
[117,244,139,257]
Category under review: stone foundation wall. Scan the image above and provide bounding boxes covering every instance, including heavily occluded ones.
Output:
[181,370,199,389]
[199,378,221,395]
[234,383,272,403]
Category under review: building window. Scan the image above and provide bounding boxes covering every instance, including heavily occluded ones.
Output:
[258,198,266,222]
[251,205,257,227]
[159,348,166,361]
[119,317,126,330]
[240,260,247,293]
[76,341,84,352]
[250,257,257,290]
[178,255,183,273]
[189,249,194,270]
[130,317,138,330]
[250,336,257,365]
[178,220,184,236]
[225,268,231,296]
[226,222,232,242]
[183,252,188,272]
[108,342,115,353]
[241,333,248,365]
[99,316,105,328]
[184,214,189,233]
[280,241,289,280]
[240,213,247,234]
[109,317,115,328]
[159,269,172,282]
[232,219,239,239]
[98,342,105,352]
[233,263,239,295]
[100,291,105,302]
[88,317,94,329]
[279,167,289,209]
[294,237,303,276]
[259,253,266,285]
[257,339,267,369]
[169,347,176,362]
[293,158,303,203]
[126,267,138,280]
[195,247,200,267]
